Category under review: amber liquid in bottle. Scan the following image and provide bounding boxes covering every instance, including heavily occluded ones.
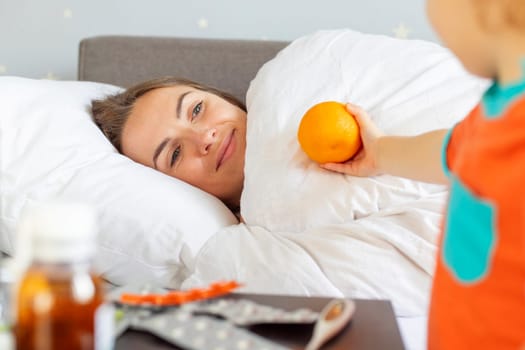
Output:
[15,262,105,350]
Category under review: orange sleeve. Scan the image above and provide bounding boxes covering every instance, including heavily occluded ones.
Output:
[444,104,481,171]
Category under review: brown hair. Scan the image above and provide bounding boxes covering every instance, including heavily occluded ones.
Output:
[91,77,246,152]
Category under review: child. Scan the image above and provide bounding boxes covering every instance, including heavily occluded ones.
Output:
[323,0,525,348]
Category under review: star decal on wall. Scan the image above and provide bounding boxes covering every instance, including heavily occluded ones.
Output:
[393,22,411,39]
[197,18,208,29]
[43,72,59,80]
[63,8,73,19]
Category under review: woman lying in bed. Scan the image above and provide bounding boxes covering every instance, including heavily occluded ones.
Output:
[92,77,247,212]
[92,29,486,228]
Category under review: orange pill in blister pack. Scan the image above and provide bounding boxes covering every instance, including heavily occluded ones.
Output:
[118,280,242,307]
[120,293,143,305]
[208,280,240,296]
[185,288,208,302]
[163,291,188,305]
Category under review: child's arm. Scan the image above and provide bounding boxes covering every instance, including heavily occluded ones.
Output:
[322,103,449,185]
[374,129,449,184]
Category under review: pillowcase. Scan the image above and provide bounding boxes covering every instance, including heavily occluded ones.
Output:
[0,77,238,287]
[241,29,489,232]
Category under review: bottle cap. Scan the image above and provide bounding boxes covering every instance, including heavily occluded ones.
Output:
[24,201,97,263]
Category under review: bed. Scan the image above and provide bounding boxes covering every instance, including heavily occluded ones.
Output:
[0,30,489,350]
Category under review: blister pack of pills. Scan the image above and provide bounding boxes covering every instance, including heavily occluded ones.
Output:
[190,298,319,326]
[114,298,321,349]
[131,307,292,350]
[118,281,241,306]
[110,281,342,350]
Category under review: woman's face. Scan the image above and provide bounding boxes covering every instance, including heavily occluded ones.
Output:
[121,85,247,207]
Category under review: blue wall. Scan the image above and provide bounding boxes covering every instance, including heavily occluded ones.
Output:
[0,0,439,81]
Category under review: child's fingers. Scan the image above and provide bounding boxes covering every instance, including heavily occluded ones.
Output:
[345,103,371,126]
[321,162,355,175]
[345,102,383,138]
[345,103,367,117]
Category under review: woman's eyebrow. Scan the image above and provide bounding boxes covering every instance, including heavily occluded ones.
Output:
[153,138,169,169]
[176,91,192,119]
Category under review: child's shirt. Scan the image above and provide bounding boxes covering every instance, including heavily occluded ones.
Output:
[429,72,525,349]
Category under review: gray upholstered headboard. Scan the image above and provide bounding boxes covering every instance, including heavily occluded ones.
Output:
[78,35,288,102]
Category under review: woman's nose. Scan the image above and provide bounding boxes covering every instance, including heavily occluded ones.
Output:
[194,127,217,155]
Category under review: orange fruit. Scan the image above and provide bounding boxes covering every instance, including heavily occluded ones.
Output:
[297,101,361,163]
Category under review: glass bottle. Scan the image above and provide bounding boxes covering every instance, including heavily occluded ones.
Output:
[14,202,113,350]
[0,258,15,350]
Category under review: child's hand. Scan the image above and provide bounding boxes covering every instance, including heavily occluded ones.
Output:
[321,103,383,177]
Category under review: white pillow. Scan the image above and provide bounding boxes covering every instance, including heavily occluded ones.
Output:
[242,30,488,232]
[0,77,238,287]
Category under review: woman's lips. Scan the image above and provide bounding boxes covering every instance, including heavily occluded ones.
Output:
[216,130,236,171]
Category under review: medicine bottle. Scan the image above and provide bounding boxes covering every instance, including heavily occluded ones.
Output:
[14,202,113,350]
[0,258,15,350]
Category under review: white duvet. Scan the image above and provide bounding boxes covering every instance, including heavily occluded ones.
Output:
[182,30,488,319]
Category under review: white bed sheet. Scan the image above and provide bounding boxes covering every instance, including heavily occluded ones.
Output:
[182,191,443,318]
[397,316,428,350]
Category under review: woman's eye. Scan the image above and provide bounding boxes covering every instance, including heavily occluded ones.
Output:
[170,146,181,167]
[192,101,202,119]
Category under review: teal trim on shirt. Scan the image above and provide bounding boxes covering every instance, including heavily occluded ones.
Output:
[482,59,525,118]
[443,176,497,284]
[441,126,455,177]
